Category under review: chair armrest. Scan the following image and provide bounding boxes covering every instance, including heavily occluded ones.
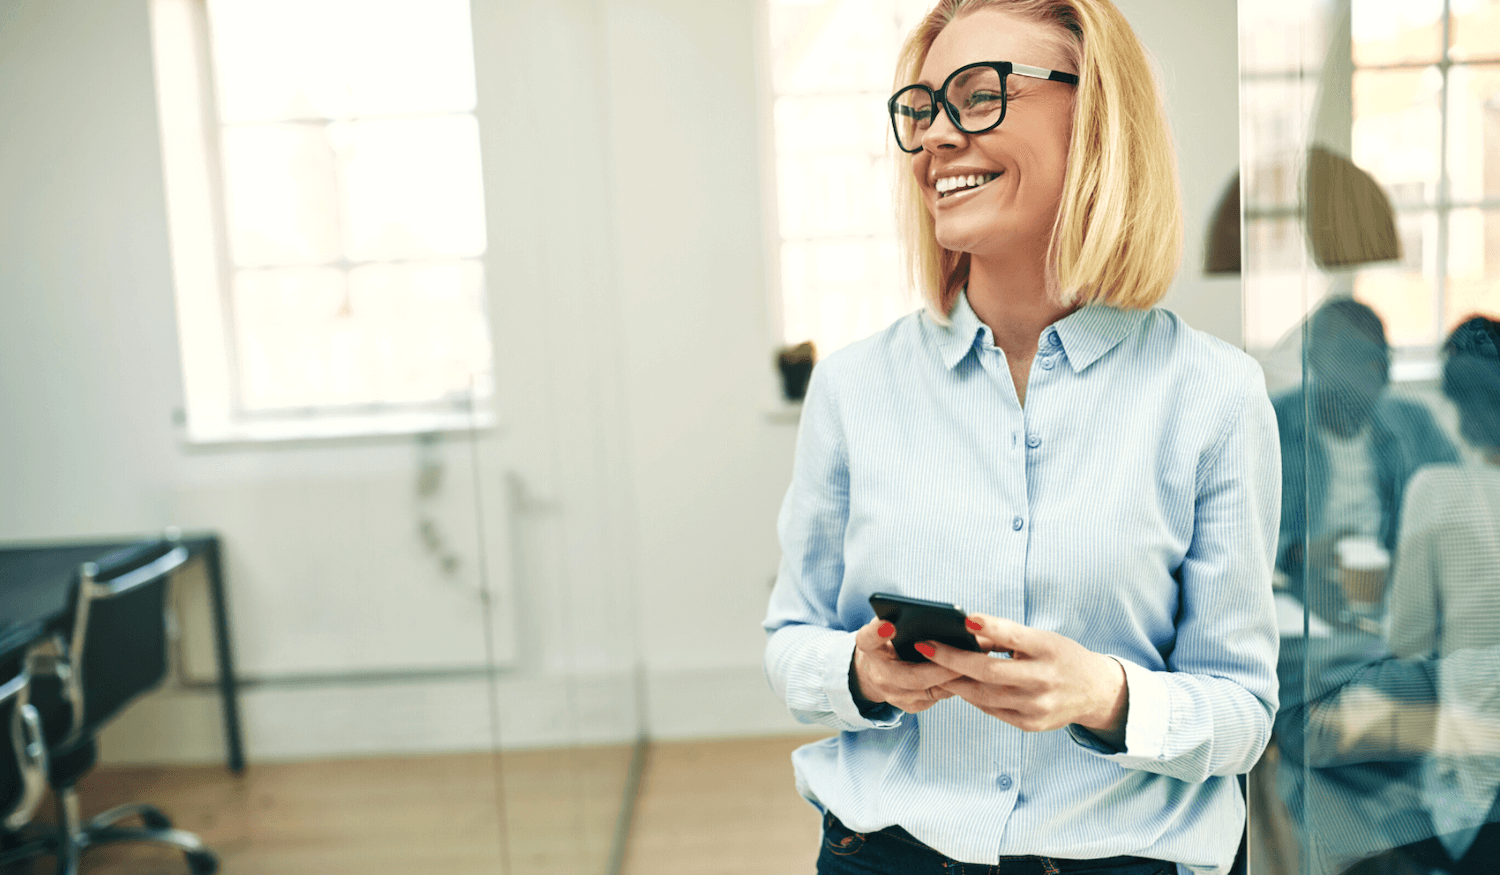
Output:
[25,634,82,747]
[4,702,48,830]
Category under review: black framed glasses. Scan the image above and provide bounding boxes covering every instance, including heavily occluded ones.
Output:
[887,61,1079,153]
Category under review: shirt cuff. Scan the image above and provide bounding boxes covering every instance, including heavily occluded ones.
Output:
[824,632,902,729]
[1067,656,1170,758]
[1115,655,1171,757]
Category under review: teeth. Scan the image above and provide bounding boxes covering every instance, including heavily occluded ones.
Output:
[935,172,1000,196]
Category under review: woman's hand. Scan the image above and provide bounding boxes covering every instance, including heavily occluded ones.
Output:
[920,613,1129,746]
[850,616,963,713]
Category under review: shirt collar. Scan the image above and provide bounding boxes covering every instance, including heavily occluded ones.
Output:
[936,291,987,370]
[1050,304,1150,373]
[935,289,1148,372]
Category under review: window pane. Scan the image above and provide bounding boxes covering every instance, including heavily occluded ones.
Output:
[345,261,492,404]
[780,240,911,352]
[776,99,895,240]
[774,92,890,156]
[1451,0,1500,62]
[769,0,929,96]
[233,262,489,412]
[338,115,487,261]
[1353,67,1443,206]
[233,267,352,411]
[1353,209,1440,348]
[1351,0,1444,67]
[1446,63,1500,204]
[221,123,341,267]
[206,0,477,123]
[1446,208,1500,329]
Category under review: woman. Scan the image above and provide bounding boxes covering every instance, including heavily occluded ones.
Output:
[1382,316,1500,873]
[1388,316,1500,660]
[762,2,1281,874]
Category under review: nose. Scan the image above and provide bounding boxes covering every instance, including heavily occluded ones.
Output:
[921,103,967,152]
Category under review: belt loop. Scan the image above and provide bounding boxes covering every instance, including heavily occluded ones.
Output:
[1039,857,1061,875]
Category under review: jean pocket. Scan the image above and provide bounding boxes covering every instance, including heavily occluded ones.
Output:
[822,812,867,857]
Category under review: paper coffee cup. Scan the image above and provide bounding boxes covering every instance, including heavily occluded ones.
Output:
[1336,536,1389,606]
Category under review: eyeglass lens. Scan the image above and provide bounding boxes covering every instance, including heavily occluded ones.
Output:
[891,65,1006,151]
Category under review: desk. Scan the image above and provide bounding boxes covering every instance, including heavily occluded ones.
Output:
[0,533,244,774]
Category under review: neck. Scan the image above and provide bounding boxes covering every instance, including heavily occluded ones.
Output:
[965,253,1076,359]
[1487,450,1500,467]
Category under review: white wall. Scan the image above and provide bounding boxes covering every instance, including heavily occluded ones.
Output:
[0,0,1241,761]
[1121,0,1244,347]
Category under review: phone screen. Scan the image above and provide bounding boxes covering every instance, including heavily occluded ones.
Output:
[868,592,982,663]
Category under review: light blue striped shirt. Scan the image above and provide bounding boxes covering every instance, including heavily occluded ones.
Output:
[763,292,1281,874]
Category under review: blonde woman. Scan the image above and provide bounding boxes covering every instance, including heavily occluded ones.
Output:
[763,2,1280,874]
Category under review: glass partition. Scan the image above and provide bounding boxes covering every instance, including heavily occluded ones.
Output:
[1241,1,1500,872]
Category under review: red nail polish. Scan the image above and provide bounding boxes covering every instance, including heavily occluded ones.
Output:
[878,622,895,638]
[914,642,936,659]
[965,618,982,632]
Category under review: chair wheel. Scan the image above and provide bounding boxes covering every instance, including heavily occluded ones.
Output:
[140,810,173,830]
[187,849,219,875]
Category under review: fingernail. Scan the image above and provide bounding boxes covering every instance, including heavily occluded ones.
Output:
[914,642,935,659]
[965,618,982,632]
[878,622,895,638]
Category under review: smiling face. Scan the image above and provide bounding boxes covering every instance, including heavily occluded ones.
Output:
[910,9,1076,261]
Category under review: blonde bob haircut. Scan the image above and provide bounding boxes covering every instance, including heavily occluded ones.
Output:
[894,0,1183,320]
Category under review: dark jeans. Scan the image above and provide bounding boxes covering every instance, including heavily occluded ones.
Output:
[817,811,1177,875]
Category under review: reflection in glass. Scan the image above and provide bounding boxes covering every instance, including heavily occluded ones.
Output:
[1351,0,1443,67]
[1446,209,1500,329]
[1445,63,1500,204]
[1353,67,1443,205]
[1244,3,1500,873]
[1450,1,1500,63]
[1353,209,1439,349]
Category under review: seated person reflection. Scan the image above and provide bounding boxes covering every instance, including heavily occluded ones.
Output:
[1271,316,1500,873]
[764,2,1280,874]
[1271,298,1457,625]
[1389,316,1500,659]
[1385,316,1500,870]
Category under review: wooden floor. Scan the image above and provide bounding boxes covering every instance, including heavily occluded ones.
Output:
[6,734,828,875]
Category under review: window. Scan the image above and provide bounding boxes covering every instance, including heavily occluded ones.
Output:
[150,0,494,442]
[1241,0,1500,366]
[764,0,933,360]
[1349,0,1500,349]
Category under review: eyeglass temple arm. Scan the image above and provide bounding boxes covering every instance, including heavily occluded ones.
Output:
[1011,63,1078,84]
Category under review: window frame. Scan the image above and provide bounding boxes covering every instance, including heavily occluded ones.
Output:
[149,0,496,445]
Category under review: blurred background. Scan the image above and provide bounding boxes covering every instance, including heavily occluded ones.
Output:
[0,0,1493,873]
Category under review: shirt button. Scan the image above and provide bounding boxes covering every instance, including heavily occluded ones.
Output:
[1026,434,1041,449]
[1040,357,1056,370]
[998,774,1013,790]
[1012,516,1024,531]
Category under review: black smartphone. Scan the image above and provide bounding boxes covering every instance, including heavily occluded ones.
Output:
[868,592,982,663]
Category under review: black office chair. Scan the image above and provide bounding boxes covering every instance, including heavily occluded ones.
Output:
[0,655,52,868]
[26,535,219,875]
